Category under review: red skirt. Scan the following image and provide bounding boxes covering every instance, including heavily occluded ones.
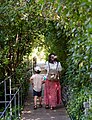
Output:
[44,79,62,107]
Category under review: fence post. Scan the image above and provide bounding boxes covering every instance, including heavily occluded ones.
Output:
[9,76,12,120]
[14,96,17,118]
[18,90,20,119]
[21,86,22,107]
[4,80,7,113]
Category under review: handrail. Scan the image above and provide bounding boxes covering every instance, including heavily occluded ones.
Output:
[0,81,4,85]
[0,72,22,120]
[0,73,15,85]
[0,86,21,118]
[0,59,33,119]
[0,70,30,120]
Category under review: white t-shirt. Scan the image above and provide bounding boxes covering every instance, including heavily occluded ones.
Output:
[45,61,62,75]
[31,74,43,92]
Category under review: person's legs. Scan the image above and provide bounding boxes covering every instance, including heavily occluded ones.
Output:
[49,81,61,110]
[44,80,50,108]
[38,96,42,107]
[49,82,58,109]
[33,90,38,109]
[34,96,37,106]
[38,91,42,107]
[39,96,42,104]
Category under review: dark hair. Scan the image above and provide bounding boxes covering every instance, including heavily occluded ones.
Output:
[48,53,58,63]
[35,70,41,74]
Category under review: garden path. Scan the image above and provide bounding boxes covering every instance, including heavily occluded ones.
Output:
[21,61,70,120]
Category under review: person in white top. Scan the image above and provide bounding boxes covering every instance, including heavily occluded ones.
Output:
[30,66,44,109]
[44,53,62,110]
[45,59,62,77]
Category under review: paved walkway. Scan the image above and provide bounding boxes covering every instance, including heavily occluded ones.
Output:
[21,90,70,120]
[21,61,70,120]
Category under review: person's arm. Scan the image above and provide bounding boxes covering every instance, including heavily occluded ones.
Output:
[58,62,63,78]
[29,75,34,87]
[41,76,46,84]
[45,61,49,76]
[58,62,62,71]
[42,80,45,84]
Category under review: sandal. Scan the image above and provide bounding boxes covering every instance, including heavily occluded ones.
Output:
[50,106,55,110]
[34,105,37,109]
[39,104,42,108]
[45,105,49,109]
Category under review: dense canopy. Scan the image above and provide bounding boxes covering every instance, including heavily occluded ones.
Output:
[0,0,92,119]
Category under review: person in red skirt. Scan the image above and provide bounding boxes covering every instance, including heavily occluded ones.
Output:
[44,53,62,110]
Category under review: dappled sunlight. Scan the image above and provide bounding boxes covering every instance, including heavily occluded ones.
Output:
[21,112,57,120]
[31,34,46,63]
[21,110,32,114]
[32,47,46,63]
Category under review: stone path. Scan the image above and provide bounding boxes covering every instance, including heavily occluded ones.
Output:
[21,90,70,120]
[21,61,70,120]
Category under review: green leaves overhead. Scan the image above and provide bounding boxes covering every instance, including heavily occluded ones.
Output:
[0,0,92,119]
[0,0,45,77]
[37,0,92,119]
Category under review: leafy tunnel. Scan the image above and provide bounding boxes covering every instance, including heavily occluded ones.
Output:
[0,0,92,119]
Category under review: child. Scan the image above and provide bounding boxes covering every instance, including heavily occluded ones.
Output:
[30,66,44,109]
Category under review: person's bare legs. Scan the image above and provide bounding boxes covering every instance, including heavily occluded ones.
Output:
[34,96,37,109]
[38,96,42,107]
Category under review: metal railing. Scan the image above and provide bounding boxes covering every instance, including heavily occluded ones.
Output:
[0,74,23,120]
[0,59,33,120]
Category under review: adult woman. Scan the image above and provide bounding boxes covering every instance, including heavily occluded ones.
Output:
[44,53,62,110]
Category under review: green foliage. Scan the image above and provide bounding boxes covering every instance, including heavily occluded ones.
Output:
[44,20,68,68]
[0,0,45,80]
[37,0,92,119]
[58,0,92,119]
[0,0,92,119]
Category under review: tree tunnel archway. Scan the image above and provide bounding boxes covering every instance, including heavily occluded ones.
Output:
[0,0,92,120]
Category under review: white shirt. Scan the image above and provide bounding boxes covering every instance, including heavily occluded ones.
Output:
[31,74,43,92]
[45,61,62,75]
